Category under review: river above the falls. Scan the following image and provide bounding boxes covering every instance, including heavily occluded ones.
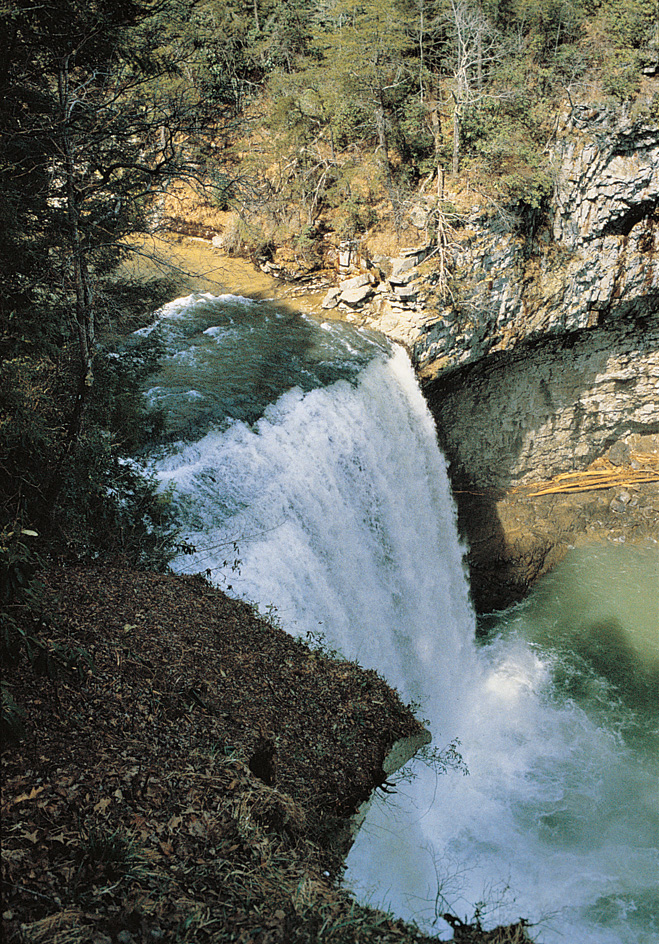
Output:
[131,285,658,944]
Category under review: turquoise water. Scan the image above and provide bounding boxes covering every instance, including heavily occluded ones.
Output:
[492,544,658,749]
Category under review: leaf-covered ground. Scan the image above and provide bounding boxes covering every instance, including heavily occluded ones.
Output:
[2,565,533,944]
[1,565,425,942]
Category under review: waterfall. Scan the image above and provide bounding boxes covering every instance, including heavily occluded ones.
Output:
[144,294,659,944]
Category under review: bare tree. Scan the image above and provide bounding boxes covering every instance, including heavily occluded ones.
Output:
[446,0,500,174]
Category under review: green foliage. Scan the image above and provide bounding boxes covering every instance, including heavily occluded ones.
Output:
[335,198,379,239]
[418,738,470,777]
[0,528,42,610]
[600,49,642,101]
[304,629,347,662]
[226,0,652,231]
[588,0,656,49]
[188,0,655,240]
[398,97,439,174]
[514,0,585,59]
[0,337,177,571]
[0,0,222,580]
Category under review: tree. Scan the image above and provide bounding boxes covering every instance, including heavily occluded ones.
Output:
[2,0,215,446]
[0,0,221,548]
[444,0,500,174]
[312,0,416,220]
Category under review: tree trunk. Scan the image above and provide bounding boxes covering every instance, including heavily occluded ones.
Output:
[452,97,460,175]
[58,58,95,395]
[47,56,97,521]
[375,99,400,227]
[430,93,442,172]
[42,59,98,523]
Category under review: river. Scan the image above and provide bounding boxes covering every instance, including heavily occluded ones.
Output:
[129,257,658,943]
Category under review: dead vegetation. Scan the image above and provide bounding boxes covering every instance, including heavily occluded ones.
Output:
[0,566,431,943]
[512,452,659,496]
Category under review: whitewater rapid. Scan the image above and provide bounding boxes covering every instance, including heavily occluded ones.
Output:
[138,293,658,944]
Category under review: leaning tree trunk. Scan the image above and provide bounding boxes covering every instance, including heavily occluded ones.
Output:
[46,58,97,519]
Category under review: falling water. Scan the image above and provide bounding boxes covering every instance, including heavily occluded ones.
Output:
[138,293,659,944]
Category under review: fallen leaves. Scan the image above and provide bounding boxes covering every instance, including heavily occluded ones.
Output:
[6,786,47,807]
[2,564,433,944]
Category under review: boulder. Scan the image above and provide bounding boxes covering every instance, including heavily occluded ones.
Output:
[340,273,372,292]
[340,282,374,307]
[391,284,417,302]
[321,287,341,310]
[389,257,417,284]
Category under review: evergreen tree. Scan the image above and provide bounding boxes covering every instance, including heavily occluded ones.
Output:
[0,0,215,555]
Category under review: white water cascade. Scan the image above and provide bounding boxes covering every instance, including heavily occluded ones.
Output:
[140,293,659,944]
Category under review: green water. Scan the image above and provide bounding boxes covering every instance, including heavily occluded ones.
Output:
[504,544,658,743]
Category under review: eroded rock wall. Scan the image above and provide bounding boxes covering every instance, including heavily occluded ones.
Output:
[425,317,659,611]
[413,108,659,609]
[404,109,659,492]
[407,110,659,382]
[427,316,659,490]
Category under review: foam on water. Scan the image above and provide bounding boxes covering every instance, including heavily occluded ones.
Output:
[143,293,658,944]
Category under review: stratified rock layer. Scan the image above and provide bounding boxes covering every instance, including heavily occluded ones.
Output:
[384,110,659,381]
[426,315,659,490]
[380,107,659,610]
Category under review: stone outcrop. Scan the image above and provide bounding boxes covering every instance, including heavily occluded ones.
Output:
[390,110,659,378]
[323,273,376,308]
[417,110,659,490]
[426,323,659,610]
[426,316,659,490]
[323,110,658,382]
[356,107,659,610]
[321,248,428,317]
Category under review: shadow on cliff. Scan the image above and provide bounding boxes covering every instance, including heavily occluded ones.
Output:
[423,308,659,615]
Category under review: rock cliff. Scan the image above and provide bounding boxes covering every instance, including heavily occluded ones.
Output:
[370,109,659,381]
[359,107,659,609]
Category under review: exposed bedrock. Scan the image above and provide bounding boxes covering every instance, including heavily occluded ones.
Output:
[401,109,659,377]
[426,316,659,491]
[409,108,659,611]
[425,317,659,612]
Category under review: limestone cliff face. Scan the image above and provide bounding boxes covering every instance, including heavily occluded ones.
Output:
[406,109,659,383]
[427,317,659,490]
[365,107,659,608]
[372,108,659,492]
